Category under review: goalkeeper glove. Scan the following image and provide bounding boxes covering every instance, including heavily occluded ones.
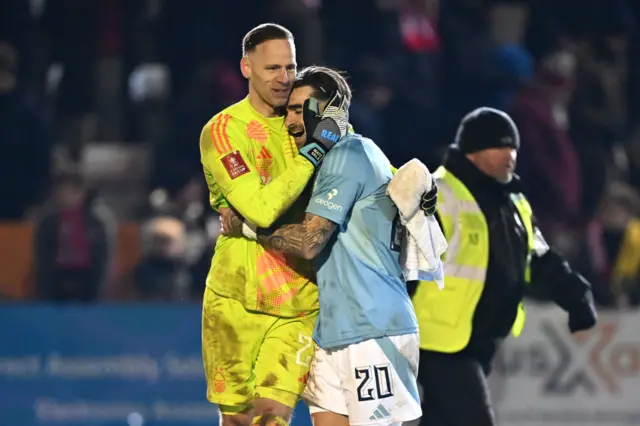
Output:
[420,178,438,216]
[299,92,349,167]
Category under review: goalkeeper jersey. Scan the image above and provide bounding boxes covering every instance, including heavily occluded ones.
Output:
[200,97,319,317]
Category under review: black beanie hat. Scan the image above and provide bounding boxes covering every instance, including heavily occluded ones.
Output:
[454,107,520,154]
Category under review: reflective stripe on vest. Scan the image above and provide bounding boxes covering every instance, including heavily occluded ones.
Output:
[510,192,535,337]
[412,166,534,353]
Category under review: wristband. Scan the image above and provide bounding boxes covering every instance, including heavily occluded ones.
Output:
[299,143,326,167]
[242,221,257,240]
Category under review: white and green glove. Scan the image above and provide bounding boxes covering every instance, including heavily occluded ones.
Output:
[299,92,349,167]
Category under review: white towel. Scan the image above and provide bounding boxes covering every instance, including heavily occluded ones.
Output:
[387,159,447,289]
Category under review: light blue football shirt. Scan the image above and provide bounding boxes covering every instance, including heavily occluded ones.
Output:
[305,133,418,349]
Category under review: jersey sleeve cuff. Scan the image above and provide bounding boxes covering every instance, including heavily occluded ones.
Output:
[306,205,345,228]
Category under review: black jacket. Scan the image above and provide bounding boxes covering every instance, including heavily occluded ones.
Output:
[412,148,595,371]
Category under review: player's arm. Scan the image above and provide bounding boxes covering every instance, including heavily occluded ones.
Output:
[203,167,230,211]
[200,114,315,228]
[256,213,337,260]
[527,217,596,332]
[256,143,364,259]
[247,165,395,253]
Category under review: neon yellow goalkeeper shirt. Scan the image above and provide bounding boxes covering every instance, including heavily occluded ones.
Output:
[200,97,319,317]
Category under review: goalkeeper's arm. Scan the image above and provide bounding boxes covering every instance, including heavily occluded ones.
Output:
[201,95,349,228]
[200,114,315,228]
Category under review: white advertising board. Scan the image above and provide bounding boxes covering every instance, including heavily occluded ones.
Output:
[490,304,640,426]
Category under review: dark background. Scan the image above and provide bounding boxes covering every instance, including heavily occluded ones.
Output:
[1,0,640,307]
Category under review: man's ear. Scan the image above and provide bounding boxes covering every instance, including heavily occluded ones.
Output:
[240,56,251,79]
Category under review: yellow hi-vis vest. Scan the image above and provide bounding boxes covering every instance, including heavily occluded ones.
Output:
[412,166,535,353]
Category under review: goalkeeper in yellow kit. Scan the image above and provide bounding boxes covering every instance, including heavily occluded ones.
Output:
[199,24,349,426]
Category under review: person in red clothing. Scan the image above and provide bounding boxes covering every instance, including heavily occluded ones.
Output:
[33,171,116,302]
[508,46,582,242]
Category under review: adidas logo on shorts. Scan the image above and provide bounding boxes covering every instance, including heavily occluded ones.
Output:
[369,404,391,421]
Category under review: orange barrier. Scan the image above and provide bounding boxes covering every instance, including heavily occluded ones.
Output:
[0,223,141,299]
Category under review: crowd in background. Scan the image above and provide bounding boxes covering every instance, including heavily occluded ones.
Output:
[1,0,640,307]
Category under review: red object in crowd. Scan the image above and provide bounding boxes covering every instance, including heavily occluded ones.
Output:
[400,9,440,53]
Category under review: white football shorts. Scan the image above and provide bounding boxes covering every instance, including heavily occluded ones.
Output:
[303,333,421,426]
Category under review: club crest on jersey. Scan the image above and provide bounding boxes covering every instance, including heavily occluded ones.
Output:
[221,151,249,180]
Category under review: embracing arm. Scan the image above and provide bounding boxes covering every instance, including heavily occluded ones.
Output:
[257,213,337,260]
[200,114,314,227]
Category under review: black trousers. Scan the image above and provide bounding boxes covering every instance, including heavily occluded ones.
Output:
[417,350,496,426]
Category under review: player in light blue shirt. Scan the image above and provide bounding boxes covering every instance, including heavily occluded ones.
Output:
[305,132,419,349]
[225,66,432,426]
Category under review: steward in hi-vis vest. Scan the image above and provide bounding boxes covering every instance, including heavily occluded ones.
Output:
[410,107,597,426]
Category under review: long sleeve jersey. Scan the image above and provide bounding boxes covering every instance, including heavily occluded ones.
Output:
[200,97,318,317]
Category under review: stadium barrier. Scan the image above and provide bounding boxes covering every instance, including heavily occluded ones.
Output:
[1,304,639,425]
[0,304,312,426]
[0,223,141,299]
[491,303,640,426]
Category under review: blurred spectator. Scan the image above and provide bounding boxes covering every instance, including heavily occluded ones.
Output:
[134,216,189,300]
[0,41,52,220]
[33,171,116,302]
[141,173,219,299]
[583,182,640,306]
[571,30,630,216]
[395,0,445,163]
[509,43,582,243]
[439,0,524,133]
[488,2,533,108]
[148,172,212,259]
